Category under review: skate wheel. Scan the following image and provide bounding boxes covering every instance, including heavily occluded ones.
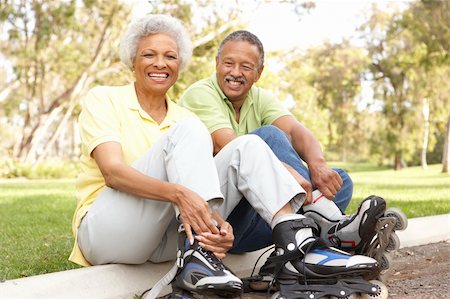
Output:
[385,232,400,252]
[329,294,359,299]
[271,291,283,299]
[359,280,388,299]
[379,252,393,271]
[385,208,408,231]
[249,280,270,291]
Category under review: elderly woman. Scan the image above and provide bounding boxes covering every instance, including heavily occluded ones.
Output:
[70,14,242,295]
[70,14,378,299]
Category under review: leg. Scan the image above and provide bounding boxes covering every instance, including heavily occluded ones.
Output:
[214,135,305,223]
[215,136,381,298]
[251,125,353,212]
[228,126,352,253]
[77,118,223,265]
[218,135,304,252]
[227,198,272,253]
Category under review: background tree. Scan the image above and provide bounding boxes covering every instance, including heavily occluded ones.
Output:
[362,1,449,170]
[0,0,313,167]
[400,0,449,172]
[305,41,370,161]
[0,0,448,175]
[0,0,132,164]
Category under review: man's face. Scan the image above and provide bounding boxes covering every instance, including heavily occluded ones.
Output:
[216,40,263,104]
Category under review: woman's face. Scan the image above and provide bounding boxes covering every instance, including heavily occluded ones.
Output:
[133,33,180,95]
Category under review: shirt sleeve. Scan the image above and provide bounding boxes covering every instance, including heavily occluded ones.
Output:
[180,86,233,134]
[78,87,122,157]
[257,88,292,125]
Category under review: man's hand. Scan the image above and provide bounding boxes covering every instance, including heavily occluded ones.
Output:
[309,162,342,200]
[195,211,234,259]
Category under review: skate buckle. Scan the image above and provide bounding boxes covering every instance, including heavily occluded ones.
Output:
[176,249,183,268]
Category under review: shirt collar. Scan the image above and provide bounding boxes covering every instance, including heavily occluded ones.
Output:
[211,73,228,101]
[124,82,178,128]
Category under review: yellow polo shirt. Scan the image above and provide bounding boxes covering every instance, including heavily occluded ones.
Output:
[69,83,196,266]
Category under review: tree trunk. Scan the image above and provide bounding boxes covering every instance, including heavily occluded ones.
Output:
[10,3,121,164]
[394,151,403,170]
[442,114,450,173]
[36,98,78,164]
[421,99,430,170]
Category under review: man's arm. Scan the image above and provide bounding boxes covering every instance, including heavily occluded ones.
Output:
[272,115,343,199]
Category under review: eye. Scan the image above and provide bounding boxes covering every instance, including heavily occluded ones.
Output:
[142,53,154,58]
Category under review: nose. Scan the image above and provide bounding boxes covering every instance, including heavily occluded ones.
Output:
[153,55,166,69]
[230,64,241,76]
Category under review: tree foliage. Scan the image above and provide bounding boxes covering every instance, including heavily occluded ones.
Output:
[362,0,449,170]
[0,0,448,173]
[0,0,132,164]
[0,0,248,164]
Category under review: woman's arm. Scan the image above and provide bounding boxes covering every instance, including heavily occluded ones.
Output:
[92,141,220,241]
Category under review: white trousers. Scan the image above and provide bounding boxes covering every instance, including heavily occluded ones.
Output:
[77,118,305,265]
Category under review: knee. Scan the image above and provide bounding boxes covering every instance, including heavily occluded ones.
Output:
[334,168,353,188]
[176,117,209,135]
[251,125,291,148]
[252,125,285,139]
[172,117,211,144]
[231,135,271,156]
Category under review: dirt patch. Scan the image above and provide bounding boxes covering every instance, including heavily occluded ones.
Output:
[242,241,450,298]
[386,240,450,298]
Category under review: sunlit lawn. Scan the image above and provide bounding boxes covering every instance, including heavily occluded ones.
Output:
[0,164,449,280]
[333,163,450,217]
[0,180,80,281]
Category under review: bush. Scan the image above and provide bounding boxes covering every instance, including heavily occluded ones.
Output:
[0,158,79,179]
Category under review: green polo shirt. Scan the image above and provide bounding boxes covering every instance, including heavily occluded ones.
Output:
[179,74,291,135]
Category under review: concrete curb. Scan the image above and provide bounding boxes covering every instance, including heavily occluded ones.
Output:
[1,214,449,299]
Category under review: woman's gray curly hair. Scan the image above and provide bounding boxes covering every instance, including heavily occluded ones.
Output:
[119,14,193,71]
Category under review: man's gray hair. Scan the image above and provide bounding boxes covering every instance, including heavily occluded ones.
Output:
[217,30,264,68]
[119,14,193,71]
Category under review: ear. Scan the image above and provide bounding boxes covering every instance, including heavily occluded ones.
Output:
[254,64,264,82]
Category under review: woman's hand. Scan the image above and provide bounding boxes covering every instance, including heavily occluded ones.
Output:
[195,211,234,259]
[174,185,219,245]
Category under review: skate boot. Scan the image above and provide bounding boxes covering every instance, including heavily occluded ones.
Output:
[302,191,408,277]
[268,214,387,299]
[303,191,386,254]
[169,225,243,298]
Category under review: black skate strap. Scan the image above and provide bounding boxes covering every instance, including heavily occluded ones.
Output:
[266,237,328,266]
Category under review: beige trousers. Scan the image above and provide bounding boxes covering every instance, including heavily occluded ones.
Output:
[77,118,304,265]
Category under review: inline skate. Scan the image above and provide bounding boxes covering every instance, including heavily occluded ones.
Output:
[152,224,242,299]
[302,191,408,277]
[243,214,388,299]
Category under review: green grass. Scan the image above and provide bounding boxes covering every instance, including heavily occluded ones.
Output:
[0,164,449,280]
[0,179,81,281]
[336,164,450,218]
